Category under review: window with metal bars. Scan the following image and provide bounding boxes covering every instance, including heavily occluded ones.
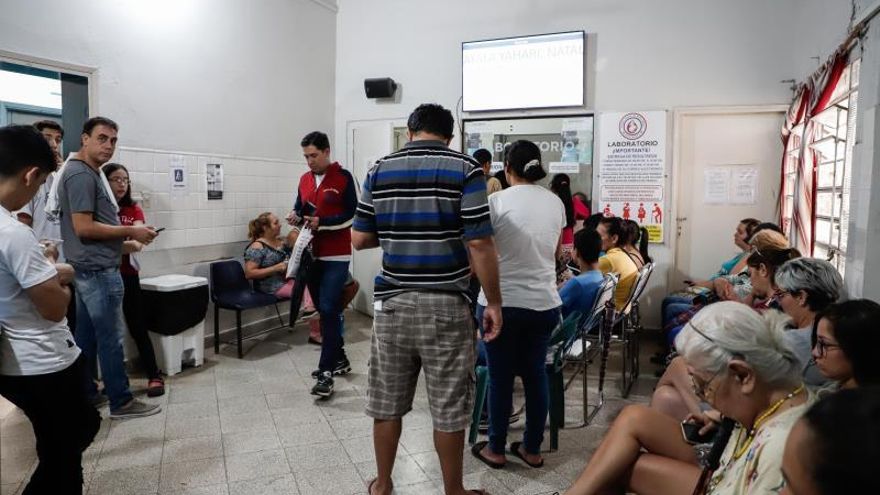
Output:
[810,59,859,275]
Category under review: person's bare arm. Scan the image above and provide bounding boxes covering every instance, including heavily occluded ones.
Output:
[25,277,71,322]
[122,240,143,255]
[244,259,286,280]
[54,263,74,286]
[71,213,157,244]
[351,230,380,250]
[467,236,503,342]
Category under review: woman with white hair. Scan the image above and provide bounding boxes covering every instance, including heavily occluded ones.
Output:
[562,302,810,495]
[773,258,844,387]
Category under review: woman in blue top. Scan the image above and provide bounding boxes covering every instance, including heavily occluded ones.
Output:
[660,218,759,327]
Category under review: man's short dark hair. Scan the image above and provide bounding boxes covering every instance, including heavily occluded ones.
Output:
[0,125,56,178]
[33,120,63,138]
[407,104,454,140]
[573,229,602,264]
[473,148,492,165]
[301,131,330,151]
[82,116,118,136]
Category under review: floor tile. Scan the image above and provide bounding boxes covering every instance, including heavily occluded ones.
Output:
[228,473,298,495]
[294,462,365,495]
[163,435,224,464]
[276,421,336,448]
[225,449,290,483]
[159,457,226,492]
[284,441,350,473]
[222,428,281,456]
[166,415,221,440]
[88,465,160,495]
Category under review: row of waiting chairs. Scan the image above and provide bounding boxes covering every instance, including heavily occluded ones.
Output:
[468,262,654,451]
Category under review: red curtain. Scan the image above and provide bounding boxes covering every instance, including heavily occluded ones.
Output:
[780,50,847,254]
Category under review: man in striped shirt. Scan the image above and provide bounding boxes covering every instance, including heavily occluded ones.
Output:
[353,104,502,495]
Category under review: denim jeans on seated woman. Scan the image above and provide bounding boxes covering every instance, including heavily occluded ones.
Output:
[477,305,561,455]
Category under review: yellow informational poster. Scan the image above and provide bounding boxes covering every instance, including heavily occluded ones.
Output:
[598,111,667,243]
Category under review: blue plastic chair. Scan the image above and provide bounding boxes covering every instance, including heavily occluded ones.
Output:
[210,260,281,358]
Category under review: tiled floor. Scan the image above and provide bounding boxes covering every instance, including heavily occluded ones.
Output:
[0,310,660,495]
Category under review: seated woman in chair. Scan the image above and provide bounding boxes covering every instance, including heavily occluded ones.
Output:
[652,246,802,421]
[244,212,319,340]
[563,302,811,495]
[596,216,639,311]
[244,212,294,298]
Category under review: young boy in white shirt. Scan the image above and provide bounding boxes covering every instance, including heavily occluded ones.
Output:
[0,125,101,495]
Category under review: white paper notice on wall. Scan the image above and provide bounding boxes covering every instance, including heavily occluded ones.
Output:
[731,167,758,205]
[169,155,188,197]
[704,168,731,204]
[490,161,504,173]
[549,162,579,174]
[206,163,223,200]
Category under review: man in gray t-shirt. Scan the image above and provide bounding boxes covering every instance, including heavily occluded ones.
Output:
[57,116,160,419]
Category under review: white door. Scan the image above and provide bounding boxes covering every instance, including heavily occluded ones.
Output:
[672,107,786,288]
[347,120,399,315]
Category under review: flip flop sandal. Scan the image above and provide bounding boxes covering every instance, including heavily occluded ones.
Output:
[366,478,390,495]
[471,441,505,469]
[509,441,544,468]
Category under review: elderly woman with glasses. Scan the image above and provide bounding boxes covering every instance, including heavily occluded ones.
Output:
[562,302,810,495]
[652,246,802,421]
[773,258,844,388]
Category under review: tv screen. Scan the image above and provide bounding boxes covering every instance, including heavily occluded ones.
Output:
[462,31,585,112]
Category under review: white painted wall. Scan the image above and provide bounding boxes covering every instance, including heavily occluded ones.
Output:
[1,0,337,339]
[334,0,852,327]
[0,0,336,160]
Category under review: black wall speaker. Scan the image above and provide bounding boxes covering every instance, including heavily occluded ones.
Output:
[364,78,397,99]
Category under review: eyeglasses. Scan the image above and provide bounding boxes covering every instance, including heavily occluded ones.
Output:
[691,368,724,401]
[772,288,790,300]
[813,338,841,358]
[109,177,130,185]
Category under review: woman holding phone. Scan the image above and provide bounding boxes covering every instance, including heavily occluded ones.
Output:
[104,163,165,397]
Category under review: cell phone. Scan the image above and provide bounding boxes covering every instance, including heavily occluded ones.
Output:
[300,201,317,217]
[154,227,166,233]
[681,421,718,445]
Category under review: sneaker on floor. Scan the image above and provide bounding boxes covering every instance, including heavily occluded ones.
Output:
[311,357,351,378]
[146,377,165,398]
[109,399,161,419]
[311,371,334,398]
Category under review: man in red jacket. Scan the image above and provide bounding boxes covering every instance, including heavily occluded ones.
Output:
[288,131,357,398]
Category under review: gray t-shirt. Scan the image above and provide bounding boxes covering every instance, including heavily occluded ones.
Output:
[784,325,828,387]
[58,160,122,271]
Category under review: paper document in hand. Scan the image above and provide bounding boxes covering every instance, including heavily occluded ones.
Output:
[286,227,314,279]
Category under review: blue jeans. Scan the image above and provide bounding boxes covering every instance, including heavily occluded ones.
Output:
[662,294,693,326]
[477,305,560,455]
[74,268,133,411]
[307,260,350,372]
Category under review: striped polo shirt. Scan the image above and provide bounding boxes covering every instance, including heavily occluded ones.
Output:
[353,140,492,301]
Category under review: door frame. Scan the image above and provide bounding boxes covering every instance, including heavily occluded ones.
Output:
[0,49,98,115]
[668,105,788,290]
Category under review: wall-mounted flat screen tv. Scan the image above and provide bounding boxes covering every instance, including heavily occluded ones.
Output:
[462,31,585,112]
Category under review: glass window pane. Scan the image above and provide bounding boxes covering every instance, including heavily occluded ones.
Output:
[833,194,842,220]
[831,220,843,248]
[817,192,834,217]
[852,59,861,88]
[814,244,829,261]
[816,218,833,245]
[818,163,835,187]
